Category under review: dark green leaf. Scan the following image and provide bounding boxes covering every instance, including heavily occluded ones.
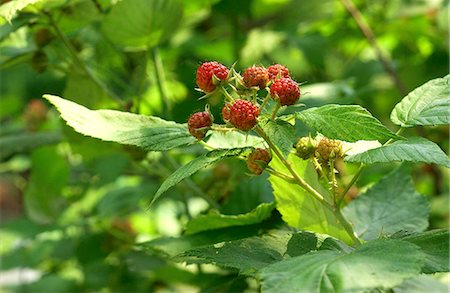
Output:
[0,131,62,160]
[391,75,450,127]
[44,94,196,151]
[344,165,429,240]
[261,119,296,157]
[345,137,450,168]
[151,148,251,206]
[260,239,424,293]
[185,202,275,234]
[297,104,397,142]
[101,0,182,48]
[400,229,449,273]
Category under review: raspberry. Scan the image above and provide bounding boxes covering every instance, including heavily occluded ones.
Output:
[270,77,301,106]
[316,137,344,162]
[33,28,53,48]
[295,136,317,159]
[229,99,259,131]
[188,111,213,140]
[243,65,269,89]
[267,64,290,81]
[222,103,231,122]
[196,61,229,93]
[247,148,272,175]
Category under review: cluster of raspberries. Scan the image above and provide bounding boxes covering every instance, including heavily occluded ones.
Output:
[295,136,344,163]
[187,61,302,174]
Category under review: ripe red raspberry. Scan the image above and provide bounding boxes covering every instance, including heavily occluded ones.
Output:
[316,137,344,162]
[247,148,272,175]
[229,99,259,131]
[267,64,290,81]
[243,65,269,89]
[222,103,231,122]
[270,77,301,106]
[188,111,213,140]
[196,61,229,93]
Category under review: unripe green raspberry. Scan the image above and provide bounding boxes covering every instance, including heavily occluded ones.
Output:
[316,137,344,162]
[295,136,317,159]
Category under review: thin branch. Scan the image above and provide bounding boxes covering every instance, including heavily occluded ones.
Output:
[339,0,407,96]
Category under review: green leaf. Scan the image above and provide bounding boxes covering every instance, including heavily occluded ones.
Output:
[0,0,42,23]
[101,0,182,49]
[297,104,397,142]
[185,202,275,235]
[0,131,62,160]
[24,147,69,224]
[261,120,296,157]
[400,229,449,273]
[391,75,450,127]
[206,130,265,149]
[393,275,449,293]
[269,154,353,244]
[151,148,250,206]
[177,231,291,275]
[44,94,196,151]
[260,239,424,293]
[345,137,450,168]
[343,165,429,240]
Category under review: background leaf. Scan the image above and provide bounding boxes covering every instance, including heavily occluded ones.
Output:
[345,137,450,168]
[391,75,450,127]
[344,165,429,240]
[0,0,42,23]
[101,0,182,49]
[44,95,197,151]
[0,131,62,160]
[260,239,424,293]
[269,154,353,244]
[185,202,275,234]
[297,104,397,142]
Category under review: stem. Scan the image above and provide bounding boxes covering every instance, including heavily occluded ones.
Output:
[270,103,281,121]
[338,164,363,207]
[329,159,337,203]
[258,91,271,112]
[255,125,361,246]
[265,167,296,183]
[339,0,407,96]
[211,125,236,132]
[220,85,234,102]
[312,157,329,181]
[45,12,123,105]
[385,127,405,145]
[151,47,171,118]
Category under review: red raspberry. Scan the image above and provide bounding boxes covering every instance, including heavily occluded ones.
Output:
[267,64,290,81]
[270,77,301,106]
[188,111,213,140]
[243,65,269,89]
[229,99,259,131]
[247,148,272,175]
[196,61,229,93]
[222,103,231,122]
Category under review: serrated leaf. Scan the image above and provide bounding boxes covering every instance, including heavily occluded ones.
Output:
[185,202,275,235]
[343,165,429,240]
[151,148,250,206]
[261,120,296,157]
[44,95,196,151]
[0,132,62,160]
[297,104,397,142]
[345,137,450,168]
[101,0,182,48]
[400,229,449,273]
[391,75,450,127]
[260,239,424,293]
[269,154,353,245]
[0,0,42,23]
[177,231,291,275]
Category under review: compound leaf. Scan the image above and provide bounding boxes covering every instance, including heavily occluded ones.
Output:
[345,137,450,168]
[44,94,196,151]
[391,75,450,127]
[343,165,429,240]
[297,104,397,142]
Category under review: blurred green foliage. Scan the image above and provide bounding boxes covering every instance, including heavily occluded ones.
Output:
[0,0,448,291]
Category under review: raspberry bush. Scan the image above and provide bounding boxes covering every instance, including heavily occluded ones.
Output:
[2,1,449,292]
